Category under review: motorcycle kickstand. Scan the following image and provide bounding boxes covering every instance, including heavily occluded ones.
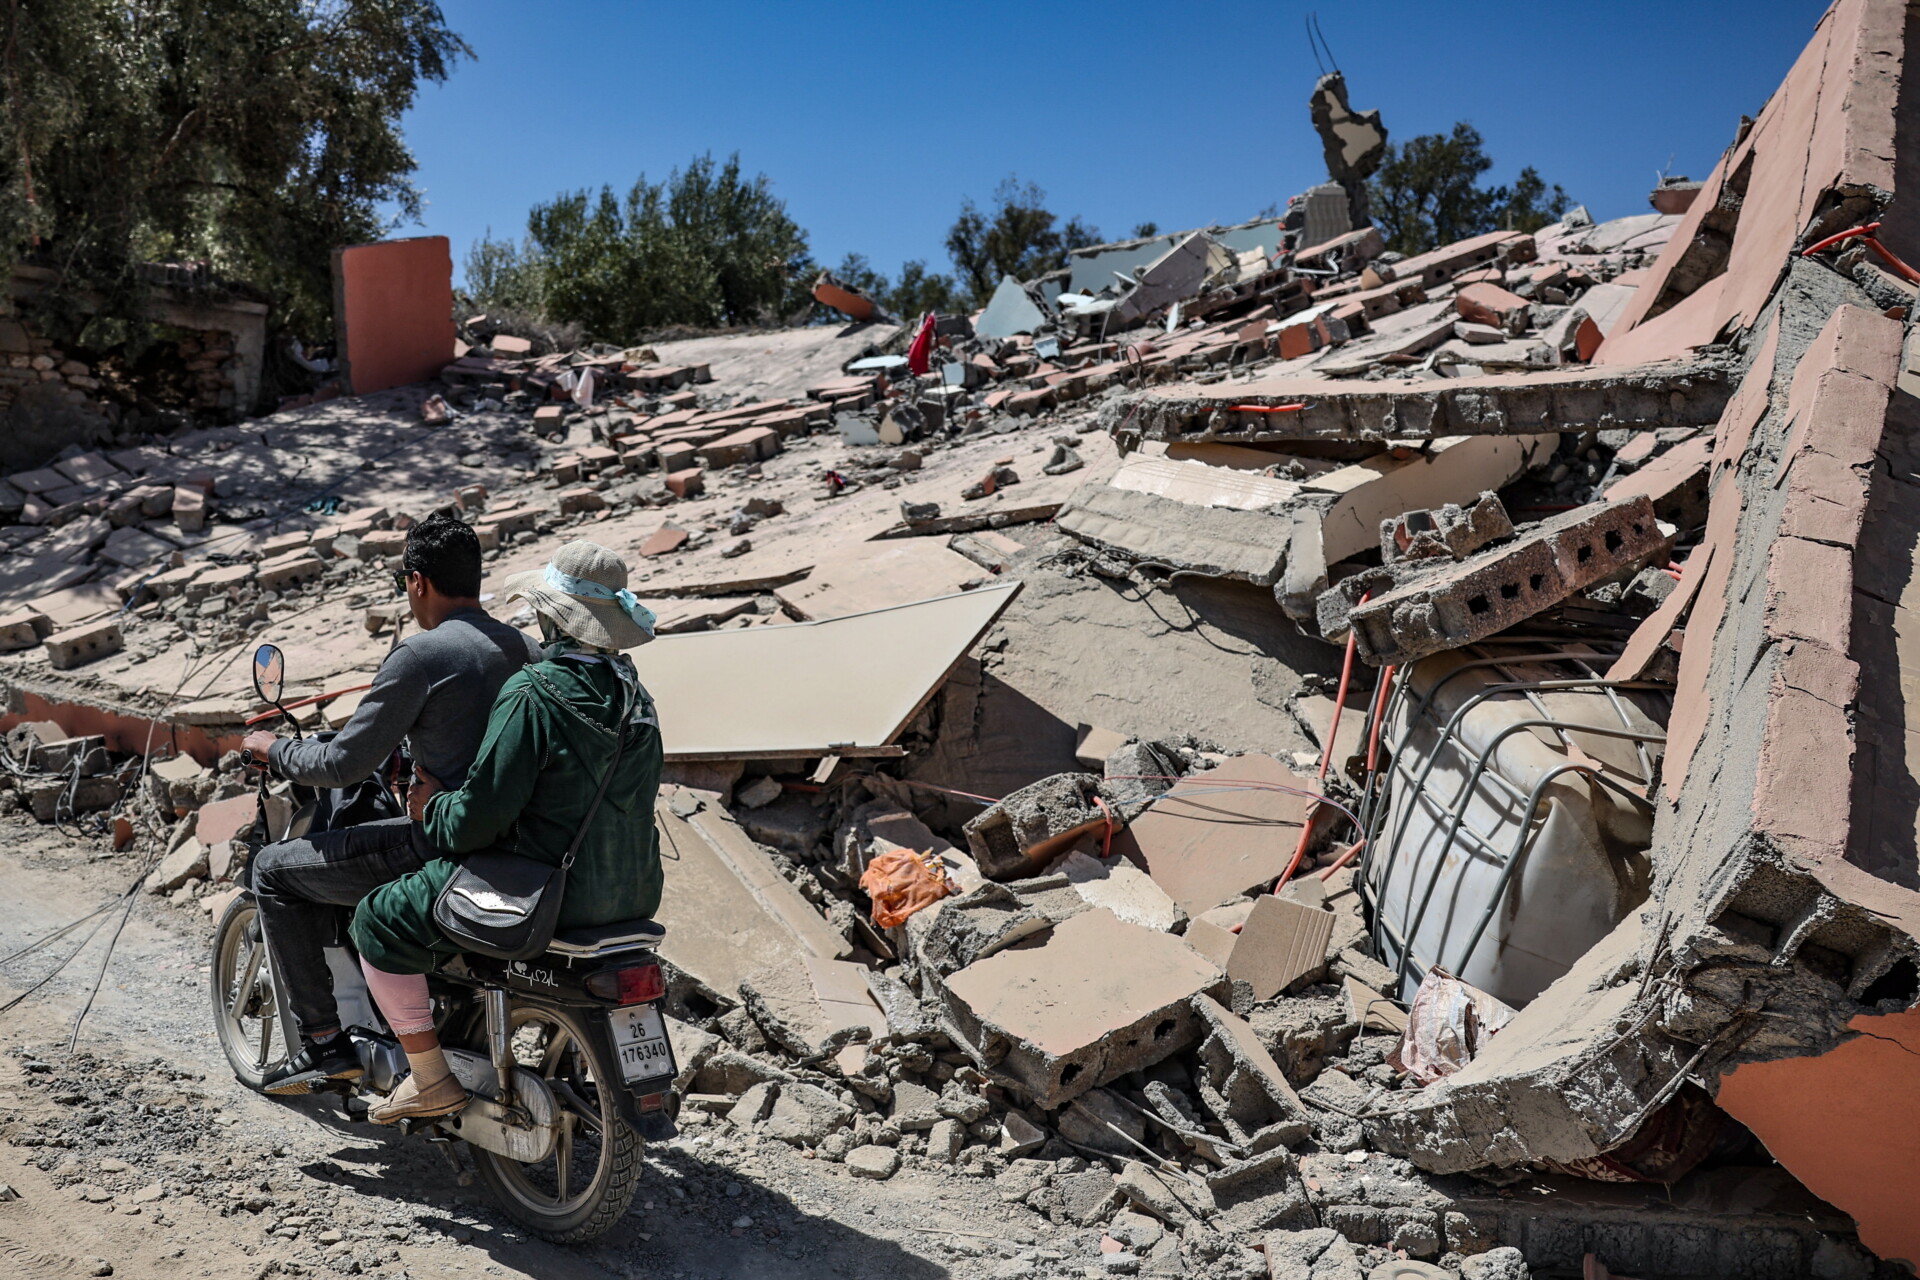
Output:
[419,1127,474,1184]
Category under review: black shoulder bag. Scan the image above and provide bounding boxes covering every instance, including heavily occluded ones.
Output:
[431,702,629,962]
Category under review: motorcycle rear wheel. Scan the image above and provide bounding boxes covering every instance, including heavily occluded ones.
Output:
[470,1001,641,1243]
[209,892,294,1090]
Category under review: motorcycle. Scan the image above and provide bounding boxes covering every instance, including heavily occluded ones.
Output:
[207,642,676,1242]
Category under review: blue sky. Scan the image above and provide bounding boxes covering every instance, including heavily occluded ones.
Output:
[399,1,1830,288]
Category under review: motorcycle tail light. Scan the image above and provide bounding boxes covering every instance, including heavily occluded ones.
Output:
[638,1091,667,1113]
[586,961,664,1006]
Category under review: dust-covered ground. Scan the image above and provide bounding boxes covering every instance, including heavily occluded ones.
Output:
[0,814,1148,1280]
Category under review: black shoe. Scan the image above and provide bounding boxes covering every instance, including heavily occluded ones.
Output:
[262,1037,363,1096]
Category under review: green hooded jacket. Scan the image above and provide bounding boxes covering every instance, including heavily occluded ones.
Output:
[350,654,664,974]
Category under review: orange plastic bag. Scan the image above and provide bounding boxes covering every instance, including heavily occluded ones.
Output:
[859,848,953,929]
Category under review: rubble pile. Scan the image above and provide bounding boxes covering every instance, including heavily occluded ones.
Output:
[2,1,1919,1276]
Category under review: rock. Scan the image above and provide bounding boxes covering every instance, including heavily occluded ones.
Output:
[1459,1247,1530,1280]
[996,1157,1053,1204]
[0,1183,16,1201]
[128,1183,164,1204]
[726,1081,778,1129]
[926,1117,964,1163]
[75,1184,113,1203]
[760,1082,853,1147]
[1100,1252,1140,1276]
[1051,1169,1122,1226]
[1115,1160,1210,1226]
[888,1081,943,1130]
[845,1145,900,1180]
[1108,1209,1165,1252]
[736,776,782,809]
[144,837,208,894]
[999,1110,1047,1157]
[1058,1087,1147,1156]
[937,1086,991,1124]
[901,500,942,523]
[1265,1228,1364,1280]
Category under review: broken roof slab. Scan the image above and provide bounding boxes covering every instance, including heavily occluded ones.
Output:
[1102,360,1734,445]
[629,583,1020,761]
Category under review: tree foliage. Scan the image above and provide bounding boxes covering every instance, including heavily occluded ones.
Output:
[1367,123,1570,256]
[0,0,468,343]
[462,154,810,342]
[945,178,1100,304]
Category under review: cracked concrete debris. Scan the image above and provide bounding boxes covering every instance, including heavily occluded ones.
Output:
[4,5,1918,1276]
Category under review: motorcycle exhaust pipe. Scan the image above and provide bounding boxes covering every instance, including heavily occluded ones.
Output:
[484,988,513,1108]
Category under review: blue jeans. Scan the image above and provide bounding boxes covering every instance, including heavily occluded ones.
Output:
[250,816,429,1038]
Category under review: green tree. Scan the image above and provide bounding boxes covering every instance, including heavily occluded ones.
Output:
[0,0,468,342]
[885,259,962,318]
[1367,123,1570,256]
[945,178,1100,304]
[1130,222,1161,239]
[466,154,810,341]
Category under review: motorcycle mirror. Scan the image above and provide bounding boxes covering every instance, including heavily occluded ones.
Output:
[251,643,286,706]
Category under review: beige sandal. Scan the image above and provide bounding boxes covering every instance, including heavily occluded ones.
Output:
[368,1070,468,1124]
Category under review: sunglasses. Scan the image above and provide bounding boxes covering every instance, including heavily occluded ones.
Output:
[393,568,415,594]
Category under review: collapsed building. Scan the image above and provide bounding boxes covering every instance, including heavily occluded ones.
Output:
[0,3,1918,1277]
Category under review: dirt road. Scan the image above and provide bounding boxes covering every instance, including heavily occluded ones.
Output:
[0,815,1101,1280]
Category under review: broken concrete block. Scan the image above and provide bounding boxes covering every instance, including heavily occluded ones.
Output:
[44,618,123,670]
[173,485,206,533]
[726,1080,778,1128]
[1057,1086,1147,1157]
[926,1117,964,1164]
[904,881,1051,978]
[1380,492,1514,563]
[256,549,324,592]
[964,772,1122,880]
[698,426,781,468]
[1114,1160,1212,1227]
[939,908,1226,1107]
[844,1145,900,1180]
[1263,1227,1364,1280]
[145,837,209,894]
[1205,1147,1317,1234]
[1454,282,1531,334]
[759,1081,853,1147]
[1059,850,1182,932]
[998,1110,1046,1157]
[1189,995,1314,1147]
[1055,485,1289,586]
[555,487,607,516]
[1459,1247,1531,1280]
[888,1080,944,1130]
[1325,495,1666,665]
[0,609,51,652]
[1226,895,1336,1000]
[665,467,705,499]
[26,774,123,822]
[1050,1168,1124,1226]
[357,529,407,561]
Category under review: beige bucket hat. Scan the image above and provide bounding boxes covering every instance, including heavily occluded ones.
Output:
[501,540,656,651]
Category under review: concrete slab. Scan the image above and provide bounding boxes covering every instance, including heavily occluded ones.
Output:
[939,907,1227,1107]
[1109,754,1313,916]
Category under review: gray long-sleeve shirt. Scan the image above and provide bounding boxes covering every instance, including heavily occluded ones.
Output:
[270,607,541,790]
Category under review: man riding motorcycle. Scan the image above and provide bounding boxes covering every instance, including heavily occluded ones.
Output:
[240,513,540,1096]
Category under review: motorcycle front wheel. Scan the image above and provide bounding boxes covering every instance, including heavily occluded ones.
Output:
[209,892,295,1090]
[469,1001,642,1243]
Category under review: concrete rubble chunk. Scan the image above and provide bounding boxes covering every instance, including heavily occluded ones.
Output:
[1380,492,1513,563]
[1111,755,1312,917]
[1189,995,1314,1145]
[759,1081,853,1146]
[938,908,1225,1107]
[44,618,123,670]
[964,772,1123,881]
[1327,495,1667,665]
[904,880,1052,978]
[1114,1160,1212,1227]
[1054,485,1290,586]
[1059,850,1182,932]
[1264,1227,1365,1280]
[844,1145,900,1180]
[1106,361,1732,445]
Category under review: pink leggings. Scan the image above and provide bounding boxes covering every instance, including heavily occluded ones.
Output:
[360,957,435,1036]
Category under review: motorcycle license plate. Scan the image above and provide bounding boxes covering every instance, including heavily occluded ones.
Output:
[610,1003,674,1085]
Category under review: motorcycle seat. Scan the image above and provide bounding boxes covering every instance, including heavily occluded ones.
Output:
[546,918,667,958]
